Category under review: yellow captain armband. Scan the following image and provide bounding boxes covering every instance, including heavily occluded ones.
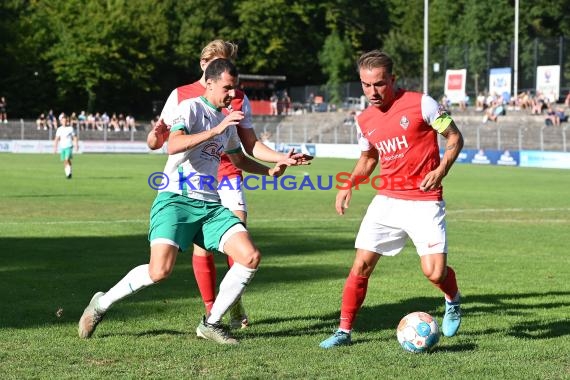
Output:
[432,113,453,134]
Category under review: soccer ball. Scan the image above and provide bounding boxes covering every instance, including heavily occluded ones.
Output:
[396,311,440,353]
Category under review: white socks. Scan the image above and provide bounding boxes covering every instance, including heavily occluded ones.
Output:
[97,264,155,311]
[207,262,257,324]
[64,165,71,177]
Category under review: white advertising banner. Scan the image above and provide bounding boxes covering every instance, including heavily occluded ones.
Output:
[536,65,560,103]
[444,69,467,104]
[489,67,512,98]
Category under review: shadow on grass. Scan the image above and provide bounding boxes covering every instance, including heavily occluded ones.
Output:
[2,232,568,346]
[0,228,352,329]
[250,291,570,344]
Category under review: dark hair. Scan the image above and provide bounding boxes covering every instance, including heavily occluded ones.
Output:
[357,50,393,74]
[205,58,238,81]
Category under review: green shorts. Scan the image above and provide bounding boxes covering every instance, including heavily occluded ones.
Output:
[148,191,243,252]
[60,147,73,161]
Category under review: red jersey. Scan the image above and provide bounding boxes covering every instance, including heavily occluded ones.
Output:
[161,81,249,180]
[356,89,446,201]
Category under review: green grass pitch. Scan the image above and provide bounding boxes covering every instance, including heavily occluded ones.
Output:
[0,153,569,379]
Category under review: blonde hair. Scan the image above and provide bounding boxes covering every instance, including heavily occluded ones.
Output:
[200,40,238,62]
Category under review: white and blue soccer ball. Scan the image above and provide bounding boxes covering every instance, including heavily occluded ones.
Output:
[396,311,440,353]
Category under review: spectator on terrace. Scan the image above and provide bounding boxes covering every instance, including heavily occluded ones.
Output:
[36,113,47,130]
[517,91,532,111]
[270,92,278,115]
[118,113,126,131]
[475,92,486,111]
[94,112,103,130]
[70,112,79,128]
[483,99,504,123]
[0,96,7,123]
[47,109,57,130]
[530,92,546,115]
[126,114,136,131]
[101,112,110,130]
[78,111,87,130]
[282,91,291,115]
[545,104,560,127]
[109,113,120,131]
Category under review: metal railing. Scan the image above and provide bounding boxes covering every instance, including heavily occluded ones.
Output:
[3,117,568,152]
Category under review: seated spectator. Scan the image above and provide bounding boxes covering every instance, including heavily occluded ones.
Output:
[544,104,560,127]
[530,92,545,115]
[86,113,95,130]
[0,96,7,123]
[70,112,79,128]
[475,92,486,111]
[483,100,504,123]
[556,107,568,123]
[47,109,57,130]
[101,112,110,130]
[126,114,136,131]
[78,111,87,130]
[118,113,126,131]
[94,112,104,130]
[517,91,532,111]
[109,113,120,131]
[458,93,468,112]
[36,113,47,130]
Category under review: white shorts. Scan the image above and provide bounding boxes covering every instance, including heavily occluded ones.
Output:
[218,177,247,212]
[354,195,447,256]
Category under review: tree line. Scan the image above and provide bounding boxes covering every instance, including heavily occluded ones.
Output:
[1,0,568,118]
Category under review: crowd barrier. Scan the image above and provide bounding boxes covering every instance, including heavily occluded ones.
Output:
[1,140,569,169]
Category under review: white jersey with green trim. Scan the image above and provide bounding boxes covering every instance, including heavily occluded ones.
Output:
[55,126,75,150]
[159,96,241,202]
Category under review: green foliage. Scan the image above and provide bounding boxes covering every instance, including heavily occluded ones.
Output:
[234,0,325,85]
[318,31,354,104]
[1,0,569,117]
[172,0,235,71]
[27,0,171,112]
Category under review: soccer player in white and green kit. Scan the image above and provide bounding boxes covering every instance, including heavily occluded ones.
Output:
[53,114,78,179]
[78,58,289,344]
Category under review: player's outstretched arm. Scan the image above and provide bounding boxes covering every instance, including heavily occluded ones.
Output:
[227,150,288,177]
[237,127,313,166]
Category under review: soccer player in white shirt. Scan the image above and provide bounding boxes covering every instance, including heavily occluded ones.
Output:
[147,40,312,330]
[78,59,289,345]
[53,115,78,179]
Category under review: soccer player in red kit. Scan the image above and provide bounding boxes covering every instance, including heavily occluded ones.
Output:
[148,40,312,330]
[320,50,464,349]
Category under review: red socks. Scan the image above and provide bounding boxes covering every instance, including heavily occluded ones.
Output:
[434,266,459,302]
[339,272,369,331]
[192,255,217,313]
